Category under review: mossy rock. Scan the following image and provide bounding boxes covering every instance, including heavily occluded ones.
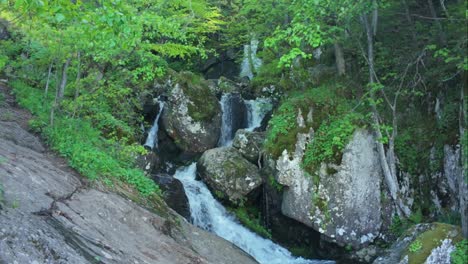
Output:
[403,223,463,264]
[174,71,218,122]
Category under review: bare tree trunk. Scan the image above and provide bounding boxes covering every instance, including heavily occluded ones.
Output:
[50,58,70,126]
[460,77,467,238]
[362,11,409,217]
[44,62,53,100]
[74,52,81,101]
[427,0,447,45]
[57,58,70,101]
[334,42,346,76]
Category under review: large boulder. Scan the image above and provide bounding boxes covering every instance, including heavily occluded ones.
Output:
[277,129,384,248]
[197,147,262,204]
[161,72,221,154]
[232,129,265,164]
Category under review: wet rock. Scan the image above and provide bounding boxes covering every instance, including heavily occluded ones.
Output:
[197,147,262,204]
[153,173,190,219]
[232,129,265,164]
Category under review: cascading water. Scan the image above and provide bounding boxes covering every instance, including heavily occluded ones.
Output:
[240,38,262,80]
[218,93,235,146]
[174,164,334,264]
[143,100,165,150]
[245,98,272,131]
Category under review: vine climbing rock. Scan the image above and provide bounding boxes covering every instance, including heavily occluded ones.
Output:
[161,74,221,154]
[276,129,387,248]
[197,147,263,204]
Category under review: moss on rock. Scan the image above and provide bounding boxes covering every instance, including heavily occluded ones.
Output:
[403,223,463,264]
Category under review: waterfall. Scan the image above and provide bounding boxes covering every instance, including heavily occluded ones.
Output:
[218,94,235,146]
[143,100,165,150]
[245,98,272,131]
[174,164,333,264]
[240,38,262,80]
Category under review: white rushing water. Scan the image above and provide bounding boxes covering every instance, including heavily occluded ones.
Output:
[143,100,165,150]
[240,38,263,80]
[245,98,272,131]
[174,163,333,264]
[218,93,234,147]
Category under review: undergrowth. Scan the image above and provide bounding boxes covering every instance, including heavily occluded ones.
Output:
[11,80,160,196]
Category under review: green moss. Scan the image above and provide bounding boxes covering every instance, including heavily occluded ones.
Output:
[230,206,272,239]
[302,112,363,174]
[404,223,463,264]
[174,71,217,122]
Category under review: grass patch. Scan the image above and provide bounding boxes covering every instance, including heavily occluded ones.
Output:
[11,80,160,196]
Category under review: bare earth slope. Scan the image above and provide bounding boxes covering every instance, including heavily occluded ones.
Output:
[0,84,257,264]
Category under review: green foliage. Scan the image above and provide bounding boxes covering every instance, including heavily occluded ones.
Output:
[408,240,423,253]
[11,80,159,196]
[451,240,468,264]
[302,112,363,173]
[265,83,357,157]
[231,206,272,239]
[267,175,283,192]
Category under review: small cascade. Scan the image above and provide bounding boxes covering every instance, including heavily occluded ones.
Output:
[174,164,333,264]
[240,38,262,80]
[245,98,272,131]
[218,94,235,146]
[218,93,247,146]
[143,100,165,150]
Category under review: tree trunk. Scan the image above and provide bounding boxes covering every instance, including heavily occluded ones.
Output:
[460,78,467,238]
[57,58,70,101]
[50,58,71,126]
[44,62,53,101]
[334,42,346,76]
[427,0,447,45]
[362,11,409,217]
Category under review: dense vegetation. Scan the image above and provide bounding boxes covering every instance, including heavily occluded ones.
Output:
[0,0,466,261]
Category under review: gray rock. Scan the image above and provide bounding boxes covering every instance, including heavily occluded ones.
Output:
[0,118,258,264]
[153,173,190,219]
[277,129,383,247]
[162,83,221,154]
[0,121,44,153]
[232,129,265,164]
[197,147,263,204]
[373,224,432,264]
[424,239,455,264]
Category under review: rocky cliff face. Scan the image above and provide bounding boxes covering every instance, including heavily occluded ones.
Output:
[276,128,385,248]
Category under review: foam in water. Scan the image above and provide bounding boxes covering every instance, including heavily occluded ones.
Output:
[245,98,272,131]
[240,38,262,80]
[218,93,234,147]
[143,100,165,150]
[174,163,333,264]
